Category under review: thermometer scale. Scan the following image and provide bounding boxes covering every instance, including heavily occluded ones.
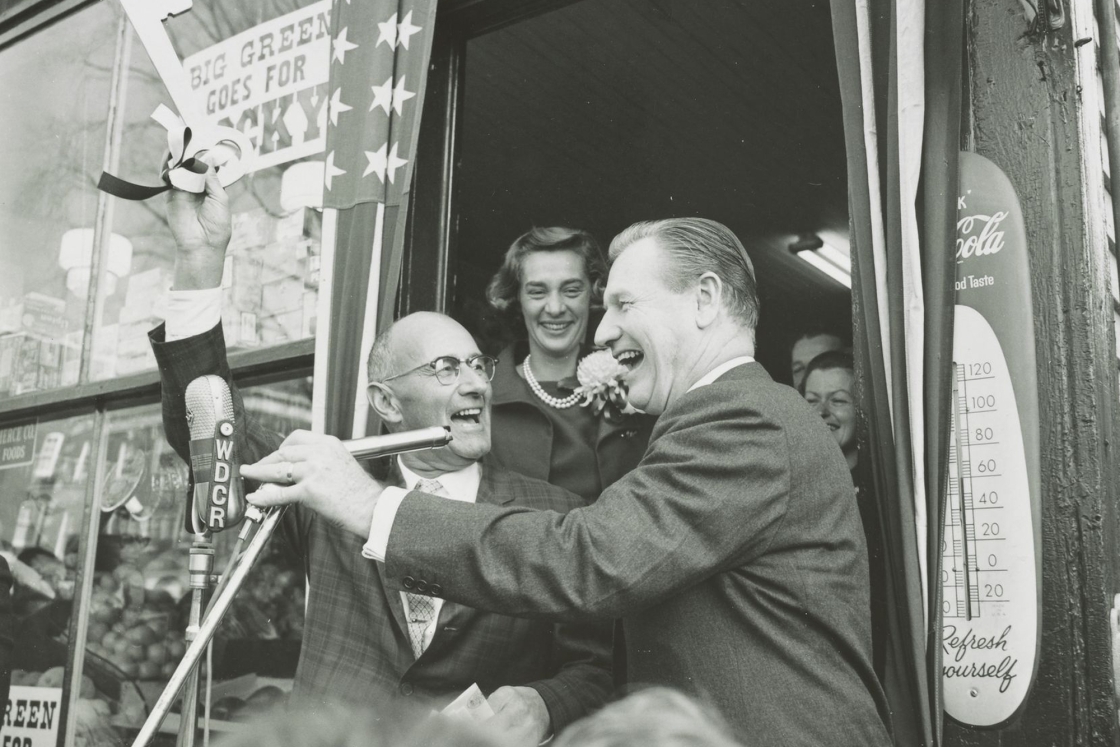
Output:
[941,153,1041,728]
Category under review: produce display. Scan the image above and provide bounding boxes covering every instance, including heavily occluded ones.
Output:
[6,531,304,738]
[2,393,312,740]
[83,569,186,682]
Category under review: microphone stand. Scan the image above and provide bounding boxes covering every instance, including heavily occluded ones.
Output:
[131,426,452,747]
[176,532,214,747]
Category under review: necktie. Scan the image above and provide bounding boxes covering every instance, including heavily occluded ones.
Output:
[406,478,447,658]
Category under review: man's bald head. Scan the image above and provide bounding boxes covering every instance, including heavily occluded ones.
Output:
[364,312,492,474]
[367,312,470,384]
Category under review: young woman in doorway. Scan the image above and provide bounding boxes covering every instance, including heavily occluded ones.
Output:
[485,227,653,506]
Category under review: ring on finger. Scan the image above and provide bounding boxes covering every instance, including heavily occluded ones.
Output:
[283,461,294,485]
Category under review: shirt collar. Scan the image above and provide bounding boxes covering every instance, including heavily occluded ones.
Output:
[687,356,756,392]
[396,459,481,504]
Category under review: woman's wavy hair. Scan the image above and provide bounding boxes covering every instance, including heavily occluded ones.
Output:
[485,226,608,320]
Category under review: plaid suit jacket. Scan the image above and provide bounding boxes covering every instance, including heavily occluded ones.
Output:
[149,323,612,731]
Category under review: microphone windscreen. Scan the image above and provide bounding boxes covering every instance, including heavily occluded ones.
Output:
[186,375,235,440]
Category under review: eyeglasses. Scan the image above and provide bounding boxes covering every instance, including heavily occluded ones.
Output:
[381,355,498,386]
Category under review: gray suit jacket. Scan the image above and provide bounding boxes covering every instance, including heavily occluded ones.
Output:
[384,362,891,745]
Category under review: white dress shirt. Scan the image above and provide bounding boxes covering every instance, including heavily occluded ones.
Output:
[363,355,756,563]
[164,287,222,341]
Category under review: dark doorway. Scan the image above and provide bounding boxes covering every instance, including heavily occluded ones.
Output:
[447,0,851,382]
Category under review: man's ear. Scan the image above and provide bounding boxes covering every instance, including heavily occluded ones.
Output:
[695,271,723,328]
[367,382,404,424]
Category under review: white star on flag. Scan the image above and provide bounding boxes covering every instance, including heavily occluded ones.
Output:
[362,142,408,183]
[370,76,394,114]
[329,88,352,126]
[392,76,415,115]
[396,11,423,50]
[324,151,347,190]
[332,27,359,64]
[376,13,399,49]
[384,142,408,183]
[363,144,387,180]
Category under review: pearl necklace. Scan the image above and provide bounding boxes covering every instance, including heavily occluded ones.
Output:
[522,354,581,409]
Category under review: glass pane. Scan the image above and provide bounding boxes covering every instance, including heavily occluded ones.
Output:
[93,0,331,381]
[76,377,311,738]
[0,5,117,396]
[0,412,97,742]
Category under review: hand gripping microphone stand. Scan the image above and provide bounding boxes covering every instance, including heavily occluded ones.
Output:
[131,408,452,747]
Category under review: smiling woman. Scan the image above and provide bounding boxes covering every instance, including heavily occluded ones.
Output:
[799,349,857,470]
[483,227,653,505]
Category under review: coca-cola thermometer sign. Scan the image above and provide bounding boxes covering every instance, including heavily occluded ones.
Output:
[942,152,1041,727]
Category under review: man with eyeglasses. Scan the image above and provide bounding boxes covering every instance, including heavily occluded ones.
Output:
[149,171,612,746]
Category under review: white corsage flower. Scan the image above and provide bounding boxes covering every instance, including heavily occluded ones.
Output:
[572,350,635,423]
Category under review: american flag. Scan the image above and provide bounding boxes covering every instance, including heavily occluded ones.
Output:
[322,0,437,209]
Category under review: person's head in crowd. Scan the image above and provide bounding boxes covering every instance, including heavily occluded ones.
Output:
[553,687,745,747]
[800,350,858,470]
[218,704,518,747]
[366,312,497,476]
[486,226,607,364]
[596,218,759,415]
[790,326,848,390]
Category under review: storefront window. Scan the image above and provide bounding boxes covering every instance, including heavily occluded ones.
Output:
[90,0,330,381]
[1,412,97,743]
[3,376,310,743]
[0,0,330,393]
[87,377,309,741]
[0,4,117,397]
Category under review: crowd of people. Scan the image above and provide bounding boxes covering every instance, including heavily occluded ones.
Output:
[0,162,890,746]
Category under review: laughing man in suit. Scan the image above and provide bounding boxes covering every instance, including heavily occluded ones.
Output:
[151,171,611,746]
[245,219,892,746]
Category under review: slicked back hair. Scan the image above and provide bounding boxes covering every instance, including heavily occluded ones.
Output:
[608,218,760,332]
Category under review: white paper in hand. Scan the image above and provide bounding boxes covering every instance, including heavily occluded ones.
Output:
[441,683,495,723]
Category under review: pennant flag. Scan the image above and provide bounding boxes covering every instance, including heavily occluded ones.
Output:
[323,0,436,209]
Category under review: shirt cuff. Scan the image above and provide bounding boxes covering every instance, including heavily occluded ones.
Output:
[361,486,409,562]
[165,288,222,341]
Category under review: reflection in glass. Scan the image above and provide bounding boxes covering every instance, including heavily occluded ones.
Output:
[92,0,330,382]
[0,0,330,394]
[0,413,96,722]
[0,4,117,396]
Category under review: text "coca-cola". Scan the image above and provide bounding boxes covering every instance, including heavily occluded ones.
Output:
[957,211,1008,260]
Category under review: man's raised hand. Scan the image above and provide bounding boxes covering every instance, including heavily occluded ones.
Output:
[166,167,231,290]
[241,430,388,537]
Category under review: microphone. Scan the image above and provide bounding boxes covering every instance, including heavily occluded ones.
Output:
[184,374,454,533]
[343,426,452,461]
[185,375,244,534]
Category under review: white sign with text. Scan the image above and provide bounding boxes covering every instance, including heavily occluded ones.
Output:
[3,686,62,746]
[183,0,332,172]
